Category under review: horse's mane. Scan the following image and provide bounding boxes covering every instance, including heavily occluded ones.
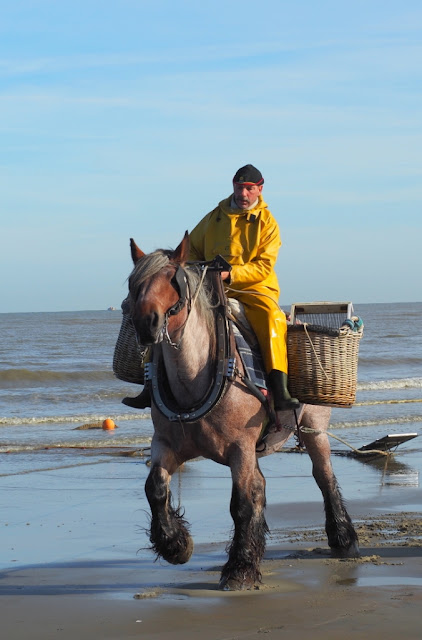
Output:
[129,249,216,351]
[129,249,172,289]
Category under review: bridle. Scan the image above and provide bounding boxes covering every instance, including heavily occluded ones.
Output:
[158,264,191,348]
[167,265,189,316]
[132,258,213,350]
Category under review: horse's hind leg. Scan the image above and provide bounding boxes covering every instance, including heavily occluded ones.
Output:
[145,446,193,565]
[301,406,360,558]
[219,450,268,591]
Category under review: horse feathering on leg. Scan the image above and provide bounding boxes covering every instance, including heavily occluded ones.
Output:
[127,233,359,590]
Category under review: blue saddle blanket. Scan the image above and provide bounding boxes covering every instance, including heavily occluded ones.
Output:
[231,322,267,390]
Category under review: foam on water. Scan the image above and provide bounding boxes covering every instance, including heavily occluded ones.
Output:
[332,415,422,429]
[358,377,422,390]
[0,412,151,426]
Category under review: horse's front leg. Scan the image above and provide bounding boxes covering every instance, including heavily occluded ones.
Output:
[145,442,193,565]
[219,447,268,591]
[301,406,359,558]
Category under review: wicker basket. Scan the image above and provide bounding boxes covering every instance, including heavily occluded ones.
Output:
[112,300,145,384]
[287,323,363,408]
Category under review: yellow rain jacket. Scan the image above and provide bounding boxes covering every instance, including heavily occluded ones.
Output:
[189,195,288,374]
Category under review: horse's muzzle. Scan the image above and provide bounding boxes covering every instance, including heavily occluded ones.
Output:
[133,310,164,345]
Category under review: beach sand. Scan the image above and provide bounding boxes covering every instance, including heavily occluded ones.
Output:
[1,448,421,639]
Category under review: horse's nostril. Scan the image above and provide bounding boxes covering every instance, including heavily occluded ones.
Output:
[151,312,159,329]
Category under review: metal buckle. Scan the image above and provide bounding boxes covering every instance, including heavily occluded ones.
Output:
[144,362,153,381]
[225,357,236,379]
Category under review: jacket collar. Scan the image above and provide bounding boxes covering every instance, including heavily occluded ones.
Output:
[219,194,267,216]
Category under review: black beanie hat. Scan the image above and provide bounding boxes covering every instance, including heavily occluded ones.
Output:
[233,164,264,186]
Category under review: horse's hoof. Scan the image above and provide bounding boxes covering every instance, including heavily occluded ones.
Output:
[218,576,255,591]
[331,542,360,559]
[218,576,243,591]
[166,537,194,565]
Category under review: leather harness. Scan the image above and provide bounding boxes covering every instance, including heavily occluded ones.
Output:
[143,262,266,423]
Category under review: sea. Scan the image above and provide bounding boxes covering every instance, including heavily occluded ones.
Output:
[1,302,421,482]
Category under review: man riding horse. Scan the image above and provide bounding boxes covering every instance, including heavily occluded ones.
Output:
[124,196,359,587]
[123,163,299,419]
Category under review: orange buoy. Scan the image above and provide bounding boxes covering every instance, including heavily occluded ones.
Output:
[102,418,115,430]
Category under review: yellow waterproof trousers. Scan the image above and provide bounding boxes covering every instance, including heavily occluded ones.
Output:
[226,289,288,375]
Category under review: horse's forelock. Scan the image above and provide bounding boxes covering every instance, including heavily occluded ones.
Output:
[129,250,171,292]
[129,251,213,315]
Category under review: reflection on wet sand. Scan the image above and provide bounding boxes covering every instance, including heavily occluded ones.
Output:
[354,454,419,487]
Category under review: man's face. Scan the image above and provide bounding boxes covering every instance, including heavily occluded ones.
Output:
[233,183,263,209]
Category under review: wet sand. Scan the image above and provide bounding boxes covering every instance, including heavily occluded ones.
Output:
[1,446,421,639]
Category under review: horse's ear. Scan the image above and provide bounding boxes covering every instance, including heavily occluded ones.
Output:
[130,238,145,264]
[171,230,190,265]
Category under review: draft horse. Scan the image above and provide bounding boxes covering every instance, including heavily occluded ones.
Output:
[127,233,359,590]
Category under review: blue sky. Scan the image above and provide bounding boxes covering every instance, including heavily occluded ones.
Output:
[1,1,421,312]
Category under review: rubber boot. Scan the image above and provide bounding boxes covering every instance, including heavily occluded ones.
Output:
[268,370,300,411]
[122,385,151,409]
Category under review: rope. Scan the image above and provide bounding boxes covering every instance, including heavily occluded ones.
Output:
[299,426,390,457]
[190,264,209,310]
[223,285,281,308]
[302,323,329,379]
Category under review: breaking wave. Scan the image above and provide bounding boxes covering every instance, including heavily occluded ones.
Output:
[331,415,422,430]
[358,378,422,391]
